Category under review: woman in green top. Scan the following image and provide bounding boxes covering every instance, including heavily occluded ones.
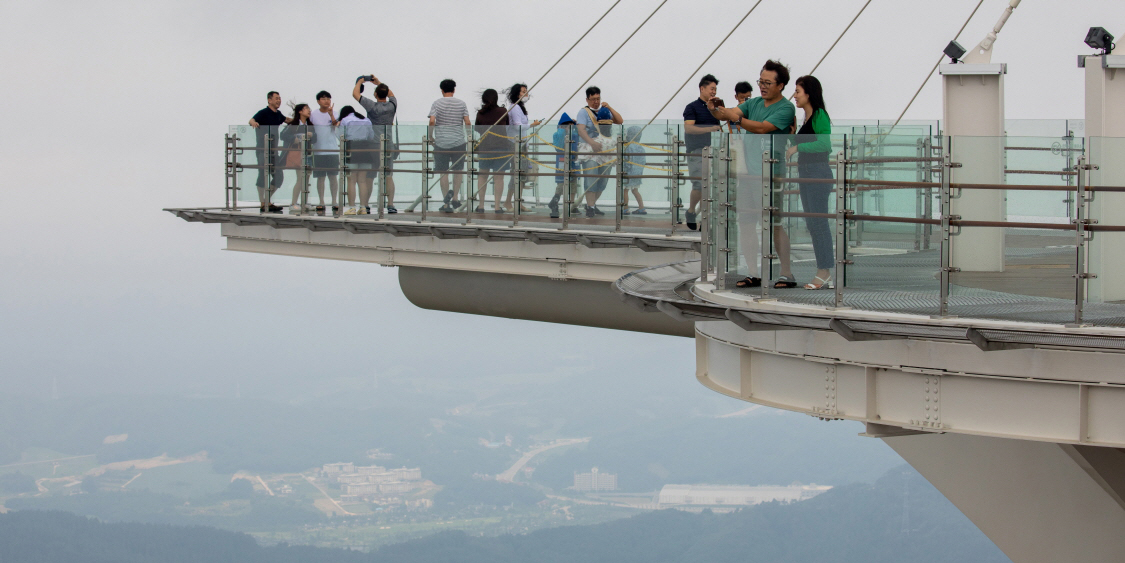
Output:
[783,75,834,290]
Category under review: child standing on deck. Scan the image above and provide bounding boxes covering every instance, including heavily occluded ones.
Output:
[621,125,647,215]
[548,113,581,219]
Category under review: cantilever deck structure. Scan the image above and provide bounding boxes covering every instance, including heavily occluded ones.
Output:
[172,105,1125,562]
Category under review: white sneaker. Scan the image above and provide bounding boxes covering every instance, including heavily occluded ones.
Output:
[343,206,358,216]
[288,204,302,215]
[304,203,316,212]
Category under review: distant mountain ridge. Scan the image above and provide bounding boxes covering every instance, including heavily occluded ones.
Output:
[0,466,1009,563]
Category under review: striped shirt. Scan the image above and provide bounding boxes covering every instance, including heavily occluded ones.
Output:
[428,97,470,148]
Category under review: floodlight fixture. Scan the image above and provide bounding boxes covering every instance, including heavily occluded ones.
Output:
[1085,27,1116,55]
[944,40,967,64]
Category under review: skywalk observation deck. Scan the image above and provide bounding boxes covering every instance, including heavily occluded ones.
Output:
[170,118,1125,562]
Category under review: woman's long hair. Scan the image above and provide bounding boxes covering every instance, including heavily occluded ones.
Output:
[506,83,528,117]
[478,88,500,115]
[290,103,310,124]
[794,75,826,115]
[338,105,364,121]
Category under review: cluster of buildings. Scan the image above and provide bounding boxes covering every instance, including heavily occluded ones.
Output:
[321,463,426,504]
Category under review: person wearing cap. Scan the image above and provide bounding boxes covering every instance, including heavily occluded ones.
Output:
[575,86,623,217]
[548,113,581,218]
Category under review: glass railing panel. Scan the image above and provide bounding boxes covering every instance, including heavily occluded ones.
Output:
[1084,136,1125,326]
[834,133,941,315]
[516,122,561,226]
[712,132,736,287]
[622,121,682,234]
[422,124,471,224]
[946,135,1079,323]
[467,121,518,225]
[390,124,429,219]
[233,124,293,212]
[722,133,781,291]
[510,123,553,227]
[229,125,269,209]
[760,133,849,304]
[564,122,620,232]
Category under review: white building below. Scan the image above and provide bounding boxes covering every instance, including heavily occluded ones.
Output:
[657,484,831,511]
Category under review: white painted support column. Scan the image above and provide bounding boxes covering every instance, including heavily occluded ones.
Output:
[941,63,1007,272]
[885,433,1125,563]
[1082,53,1125,301]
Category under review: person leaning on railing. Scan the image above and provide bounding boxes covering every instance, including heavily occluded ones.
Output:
[707,60,796,289]
[783,75,834,290]
[683,74,724,230]
[248,91,288,214]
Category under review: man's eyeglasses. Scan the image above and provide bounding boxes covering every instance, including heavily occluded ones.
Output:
[757,80,777,88]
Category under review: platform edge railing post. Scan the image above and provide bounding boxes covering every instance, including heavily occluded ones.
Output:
[562,124,573,231]
[378,132,388,220]
[1073,155,1097,326]
[834,146,848,309]
[300,135,310,213]
[761,148,778,299]
[421,131,431,223]
[338,138,348,218]
[615,129,625,233]
[466,127,476,226]
[513,125,523,228]
[938,137,958,318]
[716,139,730,291]
[700,146,713,284]
[225,133,236,210]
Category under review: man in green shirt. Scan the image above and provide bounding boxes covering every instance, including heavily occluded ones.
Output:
[706,60,795,289]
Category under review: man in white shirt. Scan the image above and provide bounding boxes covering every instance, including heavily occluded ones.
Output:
[309,90,340,213]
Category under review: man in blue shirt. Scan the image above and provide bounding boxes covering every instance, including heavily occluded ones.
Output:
[682,74,723,230]
[707,60,796,288]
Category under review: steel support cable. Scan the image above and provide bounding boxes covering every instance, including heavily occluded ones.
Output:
[412,1,622,209]
[801,0,872,81]
[642,0,764,128]
[889,0,986,132]
[540,0,670,129]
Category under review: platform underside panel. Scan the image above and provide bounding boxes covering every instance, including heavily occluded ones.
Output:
[884,433,1125,563]
[398,267,693,338]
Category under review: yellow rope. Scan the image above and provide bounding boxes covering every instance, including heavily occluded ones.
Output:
[625,141,674,154]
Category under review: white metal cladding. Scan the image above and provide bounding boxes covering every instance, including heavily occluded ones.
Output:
[218,222,694,282]
[695,323,1125,448]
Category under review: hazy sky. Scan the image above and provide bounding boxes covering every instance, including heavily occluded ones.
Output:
[0,0,1121,398]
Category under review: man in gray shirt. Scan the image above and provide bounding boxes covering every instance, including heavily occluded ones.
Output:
[428,78,471,213]
[353,75,398,213]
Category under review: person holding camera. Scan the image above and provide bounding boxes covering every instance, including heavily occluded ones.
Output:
[353,74,399,214]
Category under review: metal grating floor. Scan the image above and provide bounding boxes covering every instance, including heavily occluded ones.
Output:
[726,246,1125,327]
